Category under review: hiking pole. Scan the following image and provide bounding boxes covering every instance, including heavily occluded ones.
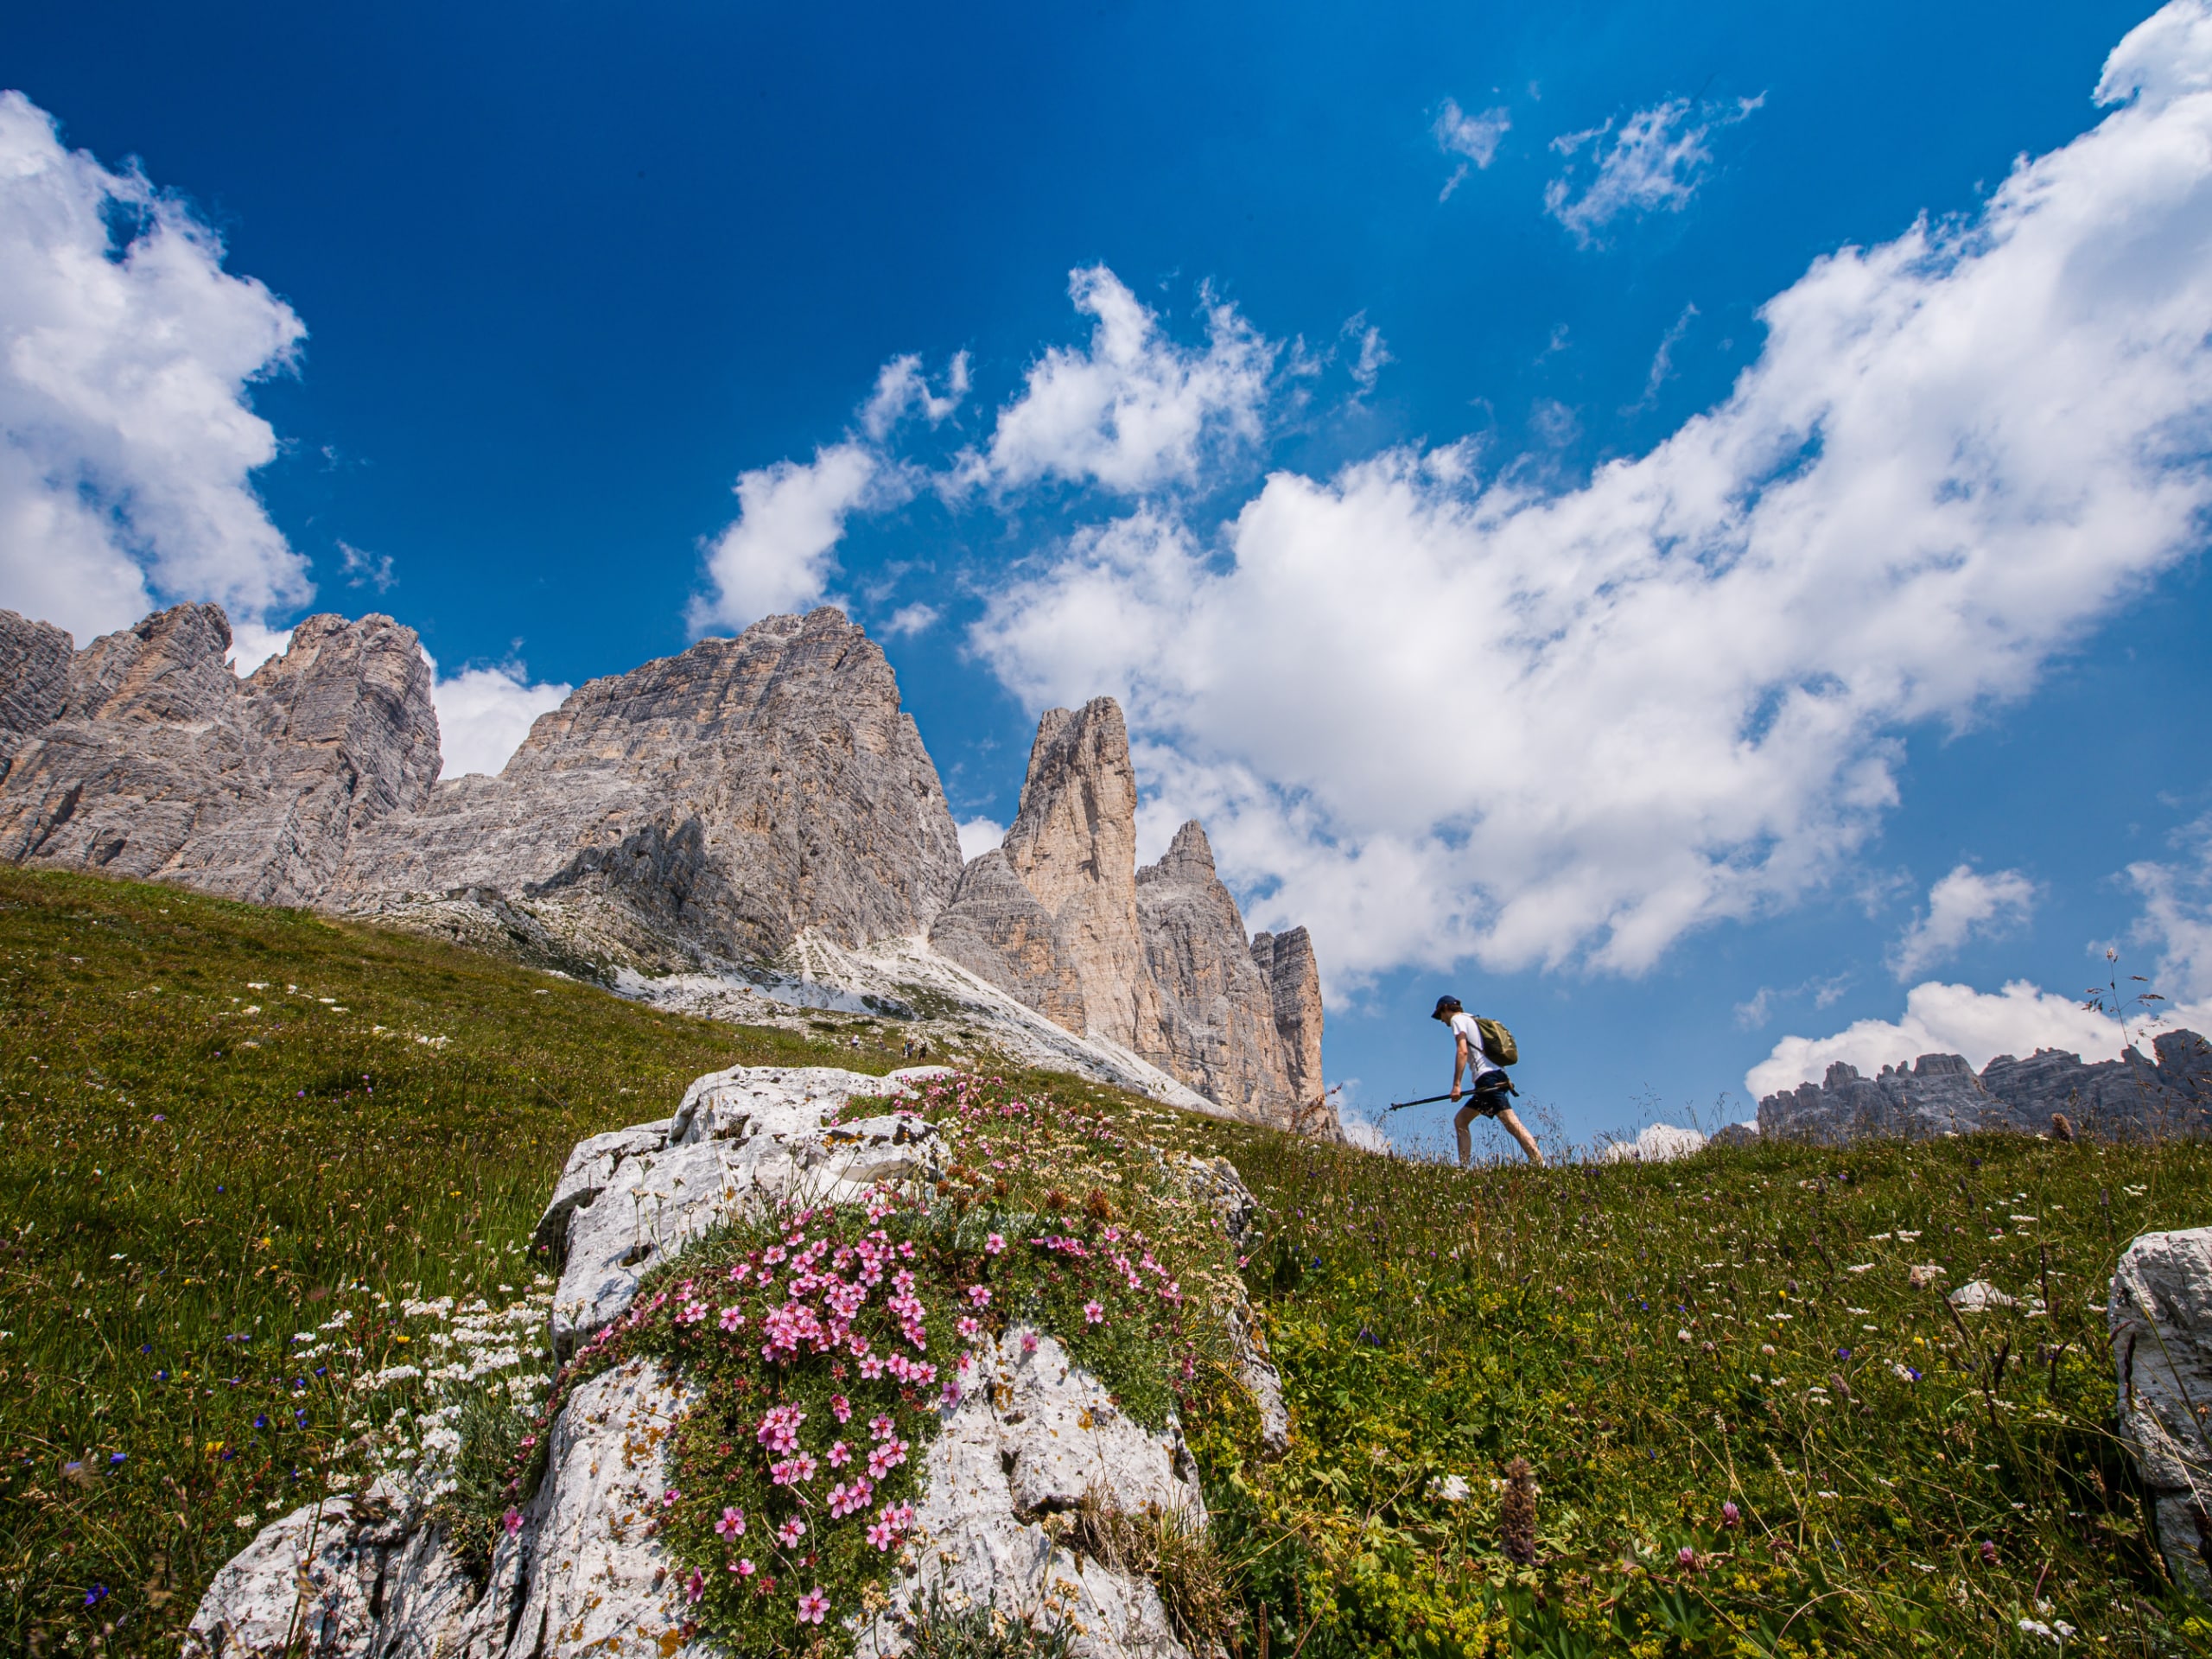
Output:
[1387,1091,1458,1113]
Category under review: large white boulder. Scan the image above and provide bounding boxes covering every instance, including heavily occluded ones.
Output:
[2111,1225,2212,1601]
[188,1063,1279,1657]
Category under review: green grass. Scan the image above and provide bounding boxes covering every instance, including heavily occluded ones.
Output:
[0,869,879,1657]
[4,868,2210,1656]
[1173,1119,2212,1656]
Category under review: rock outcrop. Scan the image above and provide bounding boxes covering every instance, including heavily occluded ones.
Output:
[993,698,1160,1051]
[2110,1226,2212,1601]
[339,607,964,967]
[1758,1030,2212,1144]
[1135,821,1301,1119]
[931,698,1330,1131]
[0,609,72,763]
[0,604,440,903]
[1249,926,1324,1107]
[923,850,1090,1033]
[185,1063,1281,1657]
[0,603,965,969]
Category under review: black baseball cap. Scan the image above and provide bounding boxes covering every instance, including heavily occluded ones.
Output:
[1430,995,1463,1020]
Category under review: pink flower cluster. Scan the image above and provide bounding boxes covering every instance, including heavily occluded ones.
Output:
[826,1475,875,1517]
[860,1350,937,1388]
[755,1402,805,1453]
[887,1268,929,1350]
[865,1500,916,1552]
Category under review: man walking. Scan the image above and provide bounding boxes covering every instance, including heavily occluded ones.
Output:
[1433,995,1545,1166]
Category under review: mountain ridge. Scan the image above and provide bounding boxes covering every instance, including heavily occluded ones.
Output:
[0,601,1332,1132]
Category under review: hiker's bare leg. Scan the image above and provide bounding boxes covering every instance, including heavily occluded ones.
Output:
[1452,1104,1478,1166]
[1495,1107,1546,1166]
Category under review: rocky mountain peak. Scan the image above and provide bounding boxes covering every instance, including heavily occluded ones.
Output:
[0,604,438,904]
[1138,818,1217,885]
[340,606,964,966]
[931,695,1332,1131]
[987,696,1157,1051]
[1761,1028,2212,1142]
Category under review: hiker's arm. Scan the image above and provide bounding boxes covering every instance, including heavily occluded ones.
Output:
[1451,1033,1470,1098]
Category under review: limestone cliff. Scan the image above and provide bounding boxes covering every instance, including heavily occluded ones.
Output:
[1250,925,1325,1106]
[0,604,440,903]
[931,696,1331,1130]
[339,606,964,965]
[1758,1030,2212,1143]
[995,697,1160,1050]
[1135,820,1297,1118]
[0,610,72,764]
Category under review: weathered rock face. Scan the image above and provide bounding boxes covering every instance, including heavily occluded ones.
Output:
[185,1064,1281,1657]
[1249,926,1324,1107]
[0,601,964,971]
[930,698,1331,1130]
[0,609,73,763]
[1758,1031,2212,1144]
[1135,821,1297,1120]
[2109,1226,2212,1601]
[993,697,1159,1050]
[0,604,441,903]
[340,607,964,966]
[926,849,1090,1033]
[1758,1052,2001,1143]
[1981,1030,2212,1140]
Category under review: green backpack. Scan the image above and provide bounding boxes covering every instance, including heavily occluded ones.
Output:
[1475,1017,1519,1067]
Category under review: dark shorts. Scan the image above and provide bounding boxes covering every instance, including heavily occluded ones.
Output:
[1458,1074,1515,1119]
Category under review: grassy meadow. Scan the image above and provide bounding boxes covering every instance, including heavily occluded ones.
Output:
[2,868,2209,1656]
[0,868,880,1656]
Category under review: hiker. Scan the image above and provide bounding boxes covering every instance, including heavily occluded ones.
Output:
[1433,995,1544,1166]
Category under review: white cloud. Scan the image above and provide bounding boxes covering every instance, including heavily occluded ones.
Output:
[690,443,880,633]
[2127,815,2212,1002]
[969,4,2212,988]
[1629,303,1699,410]
[956,817,1006,862]
[339,539,395,592]
[1434,99,1511,200]
[880,601,939,639]
[429,659,573,780]
[1735,972,1853,1031]
[1734,988,1775,1029]
[0,90,310,645]
[862,352,969,442]
[1344,314,1392,395]
[1745,980,2133,1099]
[1888,863,2037,981]
[226,620,294,677]
[1544,94,1763,247]
[964,266,1277,496]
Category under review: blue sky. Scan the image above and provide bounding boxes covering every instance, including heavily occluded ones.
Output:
[5,0,2212,1152]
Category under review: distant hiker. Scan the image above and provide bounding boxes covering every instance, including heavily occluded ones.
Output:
[1432,995,1544,1166]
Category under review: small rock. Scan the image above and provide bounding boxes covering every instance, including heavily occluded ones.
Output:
[1948,1280,2015,1312]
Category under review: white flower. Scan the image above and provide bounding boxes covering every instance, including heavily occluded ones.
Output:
[234,1515,257,1529]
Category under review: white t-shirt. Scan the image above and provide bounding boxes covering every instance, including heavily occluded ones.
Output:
[1449,1011,1499,1080]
